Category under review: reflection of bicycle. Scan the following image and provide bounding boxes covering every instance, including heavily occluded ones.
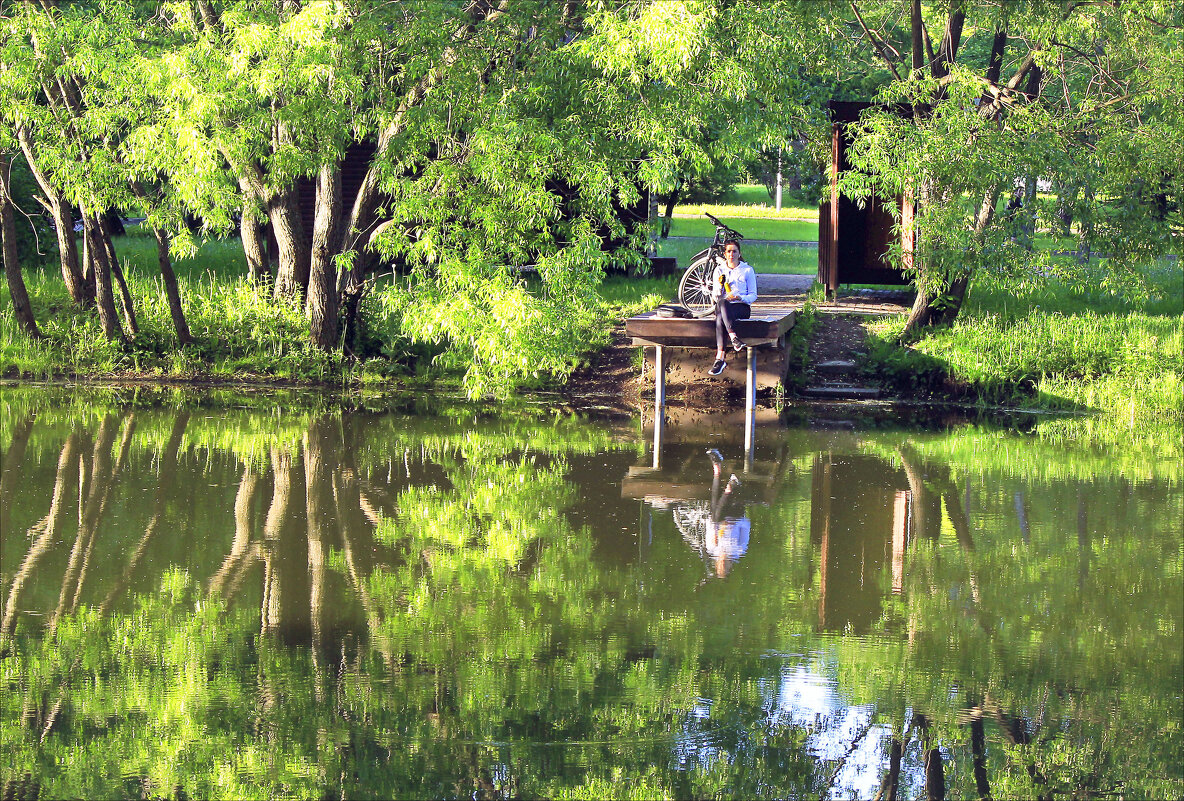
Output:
[677,213,745,318]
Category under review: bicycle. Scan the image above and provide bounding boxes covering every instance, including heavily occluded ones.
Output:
[676,212,745,318]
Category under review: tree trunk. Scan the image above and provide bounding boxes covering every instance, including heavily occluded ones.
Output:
[969,713,991,800]
[269,185,310,300]
[925,747,946,801]
[303,416,338,687]
[99,221,139,337]
[1077,184,1095,265]
[16,129,90,306]
[81,213,123,340]
[128,181,191,343]
[101,210,125,236]
[261,447,293,635]
[307,164,342,350]
[339,248,375,357]
[902,182,1001,336]
[0,154,40,338]
[154,228,192,344]
[660,177,682,239]
[240,203,271,285]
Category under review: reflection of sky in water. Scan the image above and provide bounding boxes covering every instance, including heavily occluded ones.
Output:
[765,660,934,799]
[672,656,933,798]
[768,663,888,798]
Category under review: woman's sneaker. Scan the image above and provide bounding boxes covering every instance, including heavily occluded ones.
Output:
[708,359,726,376]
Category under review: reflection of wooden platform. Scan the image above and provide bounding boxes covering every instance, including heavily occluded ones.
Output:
[623,461,781,502]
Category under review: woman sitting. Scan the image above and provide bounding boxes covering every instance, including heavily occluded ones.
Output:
[708,242,757,376]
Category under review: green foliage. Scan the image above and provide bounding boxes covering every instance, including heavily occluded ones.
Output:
[864,263,1183,453]
[833,0,1183,318]
[1,153,56,266]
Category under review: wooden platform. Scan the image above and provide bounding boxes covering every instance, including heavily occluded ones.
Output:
[625,303,800,461]
[626,304,798,349]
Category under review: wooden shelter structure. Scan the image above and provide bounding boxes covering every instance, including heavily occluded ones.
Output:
[817,101,913,299]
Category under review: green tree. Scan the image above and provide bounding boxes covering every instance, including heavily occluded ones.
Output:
[831,0,1183,334]
[123,0,822,393]
[0,0,194,344]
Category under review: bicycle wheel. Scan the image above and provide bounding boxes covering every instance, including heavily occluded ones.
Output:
[678,253,718,318]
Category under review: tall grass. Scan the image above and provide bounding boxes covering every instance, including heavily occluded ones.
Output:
[0,233,338,381]
[865,260,1183,453]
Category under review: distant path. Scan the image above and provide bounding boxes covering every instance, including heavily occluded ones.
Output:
[756,273,815,295]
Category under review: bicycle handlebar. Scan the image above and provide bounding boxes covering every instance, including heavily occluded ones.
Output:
[704,212,743,241]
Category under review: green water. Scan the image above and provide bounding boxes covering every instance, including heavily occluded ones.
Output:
[1,387,1181,799]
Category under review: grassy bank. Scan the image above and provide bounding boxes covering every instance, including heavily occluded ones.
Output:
[3,223,1180,453]
[0,228,675,387]
[864,259,1183,453]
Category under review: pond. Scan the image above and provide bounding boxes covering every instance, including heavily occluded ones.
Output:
[2,386,1181,800]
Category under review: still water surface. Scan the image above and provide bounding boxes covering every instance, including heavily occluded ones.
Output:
[2,388,1181,799]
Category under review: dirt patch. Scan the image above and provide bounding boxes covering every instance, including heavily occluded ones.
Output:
[807,315,869,364]
[561,325,643,411]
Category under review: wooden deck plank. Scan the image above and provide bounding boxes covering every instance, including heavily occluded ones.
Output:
[626,307,797,348]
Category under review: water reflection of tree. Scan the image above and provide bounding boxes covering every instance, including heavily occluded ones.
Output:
[1,406,1181,799]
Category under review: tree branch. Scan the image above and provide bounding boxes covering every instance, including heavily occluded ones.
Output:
[977,49,1039,119]
[930,0,965,80]
[850,1,904,82]
[344,0,512,251]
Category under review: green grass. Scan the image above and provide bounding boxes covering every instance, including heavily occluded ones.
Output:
[596,275,678,316]
[653,238,817,275]
[672,183,819,220]
[864,260,1183,453]
[0,234,337,381]
[660,216,819,241]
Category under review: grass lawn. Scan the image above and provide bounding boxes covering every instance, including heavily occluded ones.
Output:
[660,216,819,241]
[653,238,817,275]
[672,183,819,220]
[864,259,1182,453]
[662,183,820,241]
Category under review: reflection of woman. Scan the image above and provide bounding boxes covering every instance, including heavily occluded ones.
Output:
[704,449,750,577]
[708,242,757,377]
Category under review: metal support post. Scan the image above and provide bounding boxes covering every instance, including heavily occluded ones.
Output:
[652,345,665,469]
[744,346,756,470]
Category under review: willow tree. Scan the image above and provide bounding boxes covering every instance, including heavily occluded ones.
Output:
[828,0,1183,334]
[0,0,194,344]
[124,0,821,392]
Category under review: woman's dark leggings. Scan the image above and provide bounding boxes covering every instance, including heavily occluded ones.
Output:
[715,301,751,352]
